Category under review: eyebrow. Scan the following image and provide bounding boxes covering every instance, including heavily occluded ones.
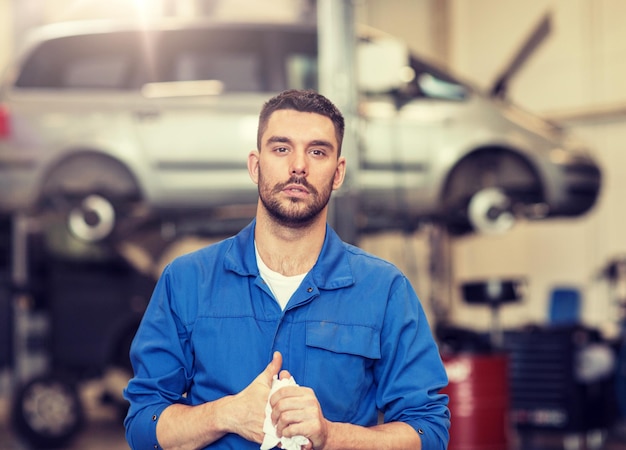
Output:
[266,135,335,150]
[266,136,292,145]
[309,139,335,150]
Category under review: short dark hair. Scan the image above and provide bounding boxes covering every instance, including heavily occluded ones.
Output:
[257,89,345,155]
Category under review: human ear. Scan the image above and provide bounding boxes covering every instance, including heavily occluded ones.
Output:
[332,156,347,190]
[248,150,260,184]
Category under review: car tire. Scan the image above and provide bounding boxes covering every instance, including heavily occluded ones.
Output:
[441,149,539,235]
[67,193,117,242]
[467,187,516,234]
[40,153,142,244]
[11,375,84,449]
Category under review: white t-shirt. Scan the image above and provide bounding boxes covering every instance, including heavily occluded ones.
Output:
[255,243,307,310]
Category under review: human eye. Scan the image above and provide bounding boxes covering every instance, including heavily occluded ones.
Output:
[308,140,333,158]
[310,148,327,157]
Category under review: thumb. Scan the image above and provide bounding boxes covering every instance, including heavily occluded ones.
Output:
[263,351,282,384]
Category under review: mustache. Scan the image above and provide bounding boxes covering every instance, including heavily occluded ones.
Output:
[272,176,318,195]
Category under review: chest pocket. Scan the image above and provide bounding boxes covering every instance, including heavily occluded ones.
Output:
[304,321,381,423]
[306,321,381,358]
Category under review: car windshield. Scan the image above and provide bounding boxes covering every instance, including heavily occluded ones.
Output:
[409,55,469,100]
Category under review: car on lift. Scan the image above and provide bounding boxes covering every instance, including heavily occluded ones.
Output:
[0,17,601,243]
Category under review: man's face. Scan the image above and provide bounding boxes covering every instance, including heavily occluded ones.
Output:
[248,109,346,228]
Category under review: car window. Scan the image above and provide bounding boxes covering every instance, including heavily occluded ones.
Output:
[143,26,319,93]
[154,28,265,92]
[285,53,317,91]
[174,51,260,91]
[417,73,467,100]
[14,26,318,93]
[153,27,317,93]
[279,29,318,91]
[15,32,140,89]
[409,55,469,101]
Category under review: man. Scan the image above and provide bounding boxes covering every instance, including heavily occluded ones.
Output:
[124,89,450,449]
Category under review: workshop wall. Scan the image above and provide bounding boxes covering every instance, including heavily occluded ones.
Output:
[0,0,12,71]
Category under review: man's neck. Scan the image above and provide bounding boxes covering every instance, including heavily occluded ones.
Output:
[254,210,326,276]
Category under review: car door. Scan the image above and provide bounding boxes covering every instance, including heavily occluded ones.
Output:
[131,26,272,210]
[132,24,319,212]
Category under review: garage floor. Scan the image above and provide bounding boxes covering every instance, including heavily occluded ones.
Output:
[0,374,129,450]
[1,418,128,450]
[2,417,626,450]
[1,385,626,450]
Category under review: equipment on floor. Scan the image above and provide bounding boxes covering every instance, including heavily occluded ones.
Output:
[6,215,155,449]
[440,278,525,450]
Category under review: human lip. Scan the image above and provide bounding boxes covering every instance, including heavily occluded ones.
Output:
[283,183,310,196]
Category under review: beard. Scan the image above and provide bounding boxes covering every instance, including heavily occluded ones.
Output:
[258,171,334,228]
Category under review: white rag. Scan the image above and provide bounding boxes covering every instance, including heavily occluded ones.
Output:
[260,375,310,450]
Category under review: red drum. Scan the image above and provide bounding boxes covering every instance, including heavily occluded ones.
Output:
[442,353,510,450]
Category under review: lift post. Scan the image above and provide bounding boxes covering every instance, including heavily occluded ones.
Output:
[317,0,360,245]
[10,214,49,387]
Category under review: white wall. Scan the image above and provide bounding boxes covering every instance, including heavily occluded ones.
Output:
[0,0,13,71]
[355,0,445,65]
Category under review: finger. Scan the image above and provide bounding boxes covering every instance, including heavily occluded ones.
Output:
[255,351,282,388]
[265,351,282,381]
[279,369,292,380]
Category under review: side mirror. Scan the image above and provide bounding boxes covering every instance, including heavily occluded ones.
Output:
[356,36,411,94]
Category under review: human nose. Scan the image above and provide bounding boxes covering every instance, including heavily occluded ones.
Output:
[290,151,307,176]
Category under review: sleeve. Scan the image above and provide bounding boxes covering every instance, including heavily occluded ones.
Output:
[123,264,195,450]
[375,276,451,450]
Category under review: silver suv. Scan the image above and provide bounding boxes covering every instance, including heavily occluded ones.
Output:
[0,18,601,242]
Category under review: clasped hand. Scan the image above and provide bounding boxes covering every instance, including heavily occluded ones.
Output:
[231,351,328,449]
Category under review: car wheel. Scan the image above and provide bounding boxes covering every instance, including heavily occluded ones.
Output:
[67,194,116,242]
[442,149,539,235]
[40,153,142,244]
[11,375,84,449]
[467,187,515,234]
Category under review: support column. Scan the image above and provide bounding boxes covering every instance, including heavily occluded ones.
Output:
[317,0,360,244]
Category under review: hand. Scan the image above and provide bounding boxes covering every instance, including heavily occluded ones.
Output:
[270,370,329,450]
[226,351,282,444]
